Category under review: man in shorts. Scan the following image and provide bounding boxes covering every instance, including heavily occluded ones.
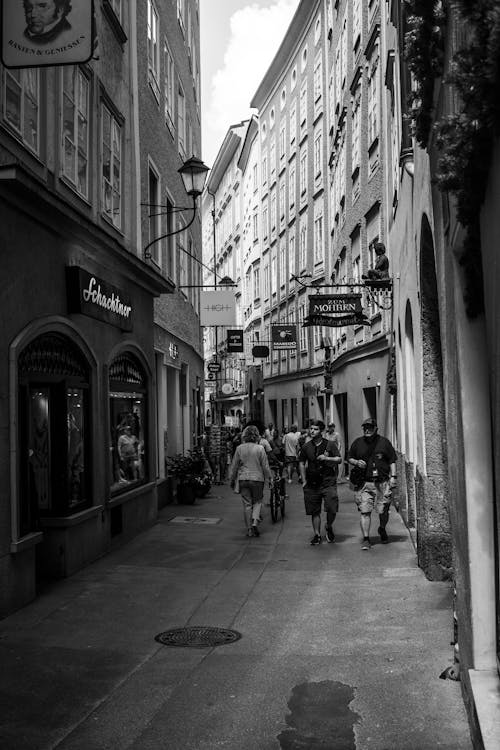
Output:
[298,419,342,545]
[348,417,397,549]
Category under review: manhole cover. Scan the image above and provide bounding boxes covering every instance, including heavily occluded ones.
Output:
[154,626,242,648]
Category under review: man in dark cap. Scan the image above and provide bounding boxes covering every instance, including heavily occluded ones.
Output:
[348,418,397,549]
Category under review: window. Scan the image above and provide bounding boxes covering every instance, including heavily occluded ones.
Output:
[314,57,322,103]
[177,0,185,32]
[280,87,286,109]
[254,266,260,299]
[352,84,361,173]
[101,104,122,229]
[109,354,147,494]
[62,66,89,198]
[314,129,322,178]
[289,163,296,209]
[279,243,286,287]
[314,205,323,264]
[289,100,297,147]
[279,181,285,221]
[271,190,277,233]
[108,0,122,22]
[299,217,307,270]
[18,334,90,530]
[314,15,321,45]
[367,46,379,146]
[289,233,296,279]
[299,147,307,195]
[262,201,268,239]
[270,107,275,128]
[253,211,258,241]
[301,45,308,72]
[148,165,161,265]
[299,81,307,127]
[279,122,286,160]
[298,300,307,350]
[263,258,270,298]
[270,140,276,181]
[147,0,160,99]
[271,251,277,292]
[353,0,361,50]
[291,67,297,91]
[177,83,186,157]
[164,42,175,133]
[3,67,39,153]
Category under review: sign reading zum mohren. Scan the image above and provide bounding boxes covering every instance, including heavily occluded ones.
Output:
[308,294,362,316]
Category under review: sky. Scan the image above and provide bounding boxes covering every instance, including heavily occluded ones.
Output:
[199,0,301,167]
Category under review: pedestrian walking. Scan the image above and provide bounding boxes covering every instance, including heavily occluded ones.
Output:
[229,424,272,538]
[298,419,342,545]
[324,422,344,480]
[347,417,397,550]
[283,424,300,483]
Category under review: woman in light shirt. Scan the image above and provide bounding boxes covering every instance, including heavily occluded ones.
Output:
[229,425,272,538]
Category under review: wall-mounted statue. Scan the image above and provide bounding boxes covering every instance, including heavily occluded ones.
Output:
[362,241,390,280]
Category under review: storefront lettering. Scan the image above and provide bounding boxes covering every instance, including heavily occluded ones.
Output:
[82,277,132,319]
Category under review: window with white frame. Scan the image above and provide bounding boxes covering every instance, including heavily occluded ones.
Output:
[299,217,307,270]
[335,44,341,108]
[263,257,270,299]
[353,0,361,51]
[339,136,346,202]
[271,251,277,292]
[299,146,307,195]
[280,87,286,110]
[352,254,361,283]
[101,104,122,229]
[289,162,296,209]
[177,0,185,32]
[314,203,323,264]
[270,107,275,128]
[164,41,175,133]
[177,82,186,157]
[147,0,160,99]
[262,201,268,239]
[291,66,297,91]
[279,242,286,287]
[301,45,308,72]
[299,80,307,128]
[341,14,347,88]
[178,229,188,293]
[253,163,258,191]
[253,211,258,241]
[367,44,379,146]
[279,180,285,221]
[313,56,322,103]
[3,67,39,153]
[262,153,268,185]
[289,232,296,279]
[270,140,276,181]
[271,189,277,233]
[329,66,335,125]
[62,66,89,198]
[314,15,321,45]
[279,122,286,160]
[351,84,361,173]
[289,100,297,147]
[298,300,307,350]
[314,128,322,178]
[254,266,260,299]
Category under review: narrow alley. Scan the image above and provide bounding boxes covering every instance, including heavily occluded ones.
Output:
[0,481,471,750]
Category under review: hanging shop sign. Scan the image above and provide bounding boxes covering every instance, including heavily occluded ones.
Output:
[252,345,270,358]
[207,362,221,373]
[2,0,95,69]
[221,383,233,395]
[308,294,363,317]
[200,290,236,326]
[303,313,370,328]
[227,329,244,352]
[66,266,133,331]
[271,324,298,350]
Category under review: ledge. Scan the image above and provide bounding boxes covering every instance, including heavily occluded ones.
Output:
[469,669,500,750]
[10,531,44,554]
[108,482,156,508]
[39,505,104,529]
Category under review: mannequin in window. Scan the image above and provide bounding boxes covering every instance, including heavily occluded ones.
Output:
[118,425,139,480]
[362,241,390,280]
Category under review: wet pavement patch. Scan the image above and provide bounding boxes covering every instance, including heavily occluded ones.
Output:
[278,680,359,749]
[154,626,241,648]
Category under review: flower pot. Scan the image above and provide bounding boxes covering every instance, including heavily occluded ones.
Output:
[177,482,196,505]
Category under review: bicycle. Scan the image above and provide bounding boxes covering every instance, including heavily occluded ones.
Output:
[269,468,286,522]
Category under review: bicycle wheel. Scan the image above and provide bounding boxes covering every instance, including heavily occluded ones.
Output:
[270,486,278,523]
[279,490,285,519]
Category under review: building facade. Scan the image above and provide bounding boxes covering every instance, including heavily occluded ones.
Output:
[0,0,204,617]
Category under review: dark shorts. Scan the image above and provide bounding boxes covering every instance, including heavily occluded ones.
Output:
[304,483,339,516]
[285,455,297,464]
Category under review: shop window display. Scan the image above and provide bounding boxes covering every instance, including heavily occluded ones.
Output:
[109,354,147,493]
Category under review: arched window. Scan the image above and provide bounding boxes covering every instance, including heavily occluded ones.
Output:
[109,353,148,493]
[18,333,90,532]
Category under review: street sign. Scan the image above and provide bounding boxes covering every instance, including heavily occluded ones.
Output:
[207,362,221,373]
[308,294,362,316]
[200,291,236,326]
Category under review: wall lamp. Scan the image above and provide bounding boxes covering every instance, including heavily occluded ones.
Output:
[143,155,210,260]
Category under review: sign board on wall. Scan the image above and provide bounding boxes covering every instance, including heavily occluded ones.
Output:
[66,266,133,331]
[308,294,362,317]
[271,324,297,350]
[200,291,236,326]
[1,0,95,69]
[227,329,244,352]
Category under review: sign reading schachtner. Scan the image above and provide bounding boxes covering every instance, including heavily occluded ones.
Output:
[1,0,95,69]
[66,266,133,331]
[308,294,362,317]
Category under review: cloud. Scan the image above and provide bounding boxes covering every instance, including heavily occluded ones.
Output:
[204,0,299,164]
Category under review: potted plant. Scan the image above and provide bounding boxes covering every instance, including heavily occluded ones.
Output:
[166,448,212,504]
